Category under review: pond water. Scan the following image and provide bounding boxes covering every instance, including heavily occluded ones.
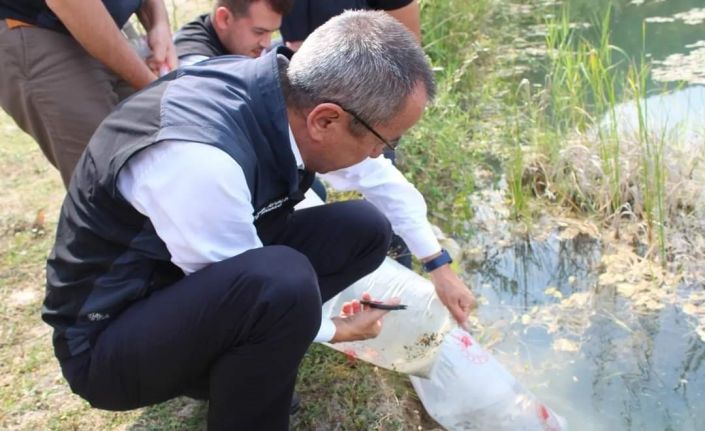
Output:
[566,0,705,88]
[467,230,705,431]
[448,2,705,429]
[517,0,705,90]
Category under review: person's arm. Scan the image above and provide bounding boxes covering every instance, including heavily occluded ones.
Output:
[136,0,177,73]
[384,0,421,43]
[117,141,262,274]
[46,0,157,89]
[320,157,476,326]
[117,141,391,343]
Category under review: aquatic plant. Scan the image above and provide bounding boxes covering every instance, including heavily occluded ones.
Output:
[513,5,679,266]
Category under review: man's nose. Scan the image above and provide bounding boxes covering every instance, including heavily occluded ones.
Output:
[261,34,272,48]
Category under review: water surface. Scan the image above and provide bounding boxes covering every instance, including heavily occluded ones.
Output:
[468,232,705,431]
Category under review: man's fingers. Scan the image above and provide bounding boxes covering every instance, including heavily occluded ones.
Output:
[166,46,178,70]
[361,309,388,338]
[386,297,402,306]
[341,302,352,316]
[451,302,470,326]
[360,306,390,321]
[148,38,167,64]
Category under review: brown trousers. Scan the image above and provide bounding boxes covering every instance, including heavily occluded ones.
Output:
[0,20,133,187]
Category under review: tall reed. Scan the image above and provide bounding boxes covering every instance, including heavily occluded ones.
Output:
[536,7,667,259]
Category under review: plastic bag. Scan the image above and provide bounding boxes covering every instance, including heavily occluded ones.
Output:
[301,189,566,429]
[321,257,453,377]
[411,327,568,431]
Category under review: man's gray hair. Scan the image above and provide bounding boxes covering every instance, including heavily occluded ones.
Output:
[285,10,436,130]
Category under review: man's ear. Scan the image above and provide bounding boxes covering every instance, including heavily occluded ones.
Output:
[213,6,232,31]
[306,103,345,143]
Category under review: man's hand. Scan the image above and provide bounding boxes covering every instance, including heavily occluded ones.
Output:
[47,0,158,89]
[330,292,399,343]
[146,23,177,75]
[429,264,476,328]
[138,0,177,75]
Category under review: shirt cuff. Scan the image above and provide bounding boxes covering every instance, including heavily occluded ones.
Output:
[403,222,442,259]
[313,317,337,343]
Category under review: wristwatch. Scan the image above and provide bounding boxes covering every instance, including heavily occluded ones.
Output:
[422,249,453,272]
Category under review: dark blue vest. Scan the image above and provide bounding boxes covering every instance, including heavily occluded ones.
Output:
[0,0,141,33]
[44,47,311,359]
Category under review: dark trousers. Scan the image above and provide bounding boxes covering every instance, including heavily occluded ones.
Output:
[60,200,392,430]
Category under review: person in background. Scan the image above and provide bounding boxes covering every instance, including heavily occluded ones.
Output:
[175,0,331,202]
[0,0,177,187]
[45,11,475,430]
[281,0,420,51]
[174,0,293,66]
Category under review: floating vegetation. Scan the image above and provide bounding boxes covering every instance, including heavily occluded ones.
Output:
[644,16,676,23]
[652,40,705,85]
[598,242,680,312]
[674,8,705,25]
[682,291,705,343]
[645,8,705,26]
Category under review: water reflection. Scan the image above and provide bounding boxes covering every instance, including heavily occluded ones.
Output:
[468,232,705,431]
[598,85,705,146]
[473,232,601,308]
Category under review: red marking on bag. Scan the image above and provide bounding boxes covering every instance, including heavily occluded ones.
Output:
[451,332,474,349]
[451,332,490,364]
[536,403,561,431]
[539,404,549,420]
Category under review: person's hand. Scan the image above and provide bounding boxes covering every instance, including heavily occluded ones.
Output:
[330,292,399,343]
[429,265,476,329]
[146,23,177,75]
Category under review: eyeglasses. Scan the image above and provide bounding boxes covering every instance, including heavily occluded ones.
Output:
[327,102,400,153]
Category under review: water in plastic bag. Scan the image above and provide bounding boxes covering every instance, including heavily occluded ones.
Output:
[321,258,453,377]
[411,328,568,431]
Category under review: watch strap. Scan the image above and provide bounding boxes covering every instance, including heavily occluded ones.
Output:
[422,249,453,272]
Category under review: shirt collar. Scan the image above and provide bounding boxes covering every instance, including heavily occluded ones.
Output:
[288,125,305,170]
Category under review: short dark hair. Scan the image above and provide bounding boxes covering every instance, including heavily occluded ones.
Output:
[217,0,294,16]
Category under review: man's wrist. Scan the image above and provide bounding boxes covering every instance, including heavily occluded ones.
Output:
[329,316,348,343]
[422,248,452,272]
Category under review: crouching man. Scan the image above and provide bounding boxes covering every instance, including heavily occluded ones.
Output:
[43,10,475,430]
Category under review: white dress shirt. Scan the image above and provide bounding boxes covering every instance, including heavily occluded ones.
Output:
[117,130,441,342]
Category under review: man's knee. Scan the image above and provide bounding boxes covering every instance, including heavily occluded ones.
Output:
[235,246,322,333]
[347,200,393,251]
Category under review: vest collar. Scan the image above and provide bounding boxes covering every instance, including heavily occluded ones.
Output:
[253,47,306,201]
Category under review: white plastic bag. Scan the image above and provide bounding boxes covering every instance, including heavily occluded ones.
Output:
[411,327,568,431]
[321,257,453,377]
[302,189,565,429]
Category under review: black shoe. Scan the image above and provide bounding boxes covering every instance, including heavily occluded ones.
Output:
[290,392,301,415]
